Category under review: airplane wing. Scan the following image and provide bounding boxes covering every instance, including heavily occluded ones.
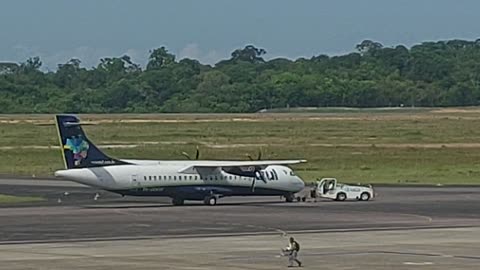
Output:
[177,160,307,176]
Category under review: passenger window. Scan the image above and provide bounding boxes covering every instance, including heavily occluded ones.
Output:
[149,176,152,181]
[144,176,147,181]
[168,176,172,180]
[174,176,176,180]
[179,176,182,180]
[154,176,157,181]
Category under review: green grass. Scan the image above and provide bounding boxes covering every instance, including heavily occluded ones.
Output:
[1,110,480,184]
[0,194,44,204]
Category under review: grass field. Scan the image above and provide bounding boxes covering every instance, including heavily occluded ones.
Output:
[1,108,480,184]
[0,194,44,204]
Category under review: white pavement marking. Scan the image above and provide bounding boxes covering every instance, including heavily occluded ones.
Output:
[0,225,475,246]
[403,262,434,265]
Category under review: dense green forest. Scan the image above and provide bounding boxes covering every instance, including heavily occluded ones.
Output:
[1,39,480,113]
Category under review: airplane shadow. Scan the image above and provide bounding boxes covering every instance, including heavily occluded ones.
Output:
[81,200,289,209]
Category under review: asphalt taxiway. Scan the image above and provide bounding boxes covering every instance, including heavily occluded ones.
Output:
[0,178,479,269]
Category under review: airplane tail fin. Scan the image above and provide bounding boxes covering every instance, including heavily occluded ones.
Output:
[55,115,128,169]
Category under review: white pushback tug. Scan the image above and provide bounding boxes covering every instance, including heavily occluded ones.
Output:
[316,178,374,201]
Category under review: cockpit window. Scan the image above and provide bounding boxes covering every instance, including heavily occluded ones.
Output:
[289,171,296,176]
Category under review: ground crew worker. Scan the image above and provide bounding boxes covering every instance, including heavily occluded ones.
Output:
[310,184,317,202]
[284,237,302,267]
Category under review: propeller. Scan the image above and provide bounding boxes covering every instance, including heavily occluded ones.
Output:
[245,148,268,192]
[181,145,200,160]
[250,169,268,192]
[195,146,200,160]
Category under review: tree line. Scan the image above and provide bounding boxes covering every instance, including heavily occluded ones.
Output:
[1,39,480,113]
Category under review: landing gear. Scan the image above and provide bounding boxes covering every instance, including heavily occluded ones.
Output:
[172,197,185,206]
[203,195,217,206]
[285,193,295,203]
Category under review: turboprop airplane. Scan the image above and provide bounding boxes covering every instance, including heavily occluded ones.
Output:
[54,115,306,206]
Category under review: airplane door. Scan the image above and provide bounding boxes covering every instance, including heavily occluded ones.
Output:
[131,174,141,187]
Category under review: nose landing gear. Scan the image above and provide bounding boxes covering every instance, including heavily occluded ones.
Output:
[284,193,295,203]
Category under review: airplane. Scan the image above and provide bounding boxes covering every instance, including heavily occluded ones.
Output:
[53,114,306,206]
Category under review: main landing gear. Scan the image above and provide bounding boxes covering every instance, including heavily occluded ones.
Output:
[203,195,217,206]
[171,195,219,206]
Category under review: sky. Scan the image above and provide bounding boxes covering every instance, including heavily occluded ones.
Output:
[0,0,479,70]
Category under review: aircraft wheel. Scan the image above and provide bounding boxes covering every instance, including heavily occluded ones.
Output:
[360,192,371,201]
[336,192,347,201]
[285,193,295,202]
[172,198,184,206]
[204,196,217,206]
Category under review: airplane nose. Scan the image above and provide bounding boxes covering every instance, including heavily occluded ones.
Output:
[298,177,305,189]
[292,177,305,192]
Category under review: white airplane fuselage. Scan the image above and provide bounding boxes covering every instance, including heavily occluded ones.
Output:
[53,114,307,205]
[55,160,305,200]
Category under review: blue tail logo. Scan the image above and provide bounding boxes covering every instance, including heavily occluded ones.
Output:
[64,135,90,166]
[55,115,128,169]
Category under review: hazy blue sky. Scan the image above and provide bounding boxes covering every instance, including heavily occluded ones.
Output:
[1,0,479,69]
